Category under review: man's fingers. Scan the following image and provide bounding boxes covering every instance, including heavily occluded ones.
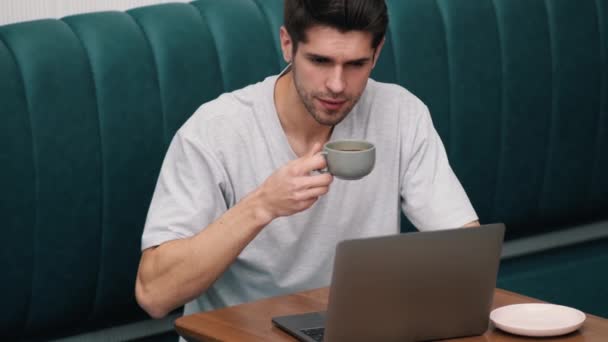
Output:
[287,142,328,175]
[306,142,324,157]
[304,154,328,174]
[297,186,330,201]
[298,173,333,189]
[296,198,318,212]
[295,144,327,174]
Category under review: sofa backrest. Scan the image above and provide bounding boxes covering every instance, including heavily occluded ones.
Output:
[1,0,606,339]
[386,0,608,238]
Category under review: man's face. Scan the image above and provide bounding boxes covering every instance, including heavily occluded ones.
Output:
[282,25,383,126]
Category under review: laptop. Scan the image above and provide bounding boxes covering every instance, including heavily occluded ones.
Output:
[272,223,505,342]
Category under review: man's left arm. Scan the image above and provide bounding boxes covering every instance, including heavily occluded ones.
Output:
[399,101,479,231]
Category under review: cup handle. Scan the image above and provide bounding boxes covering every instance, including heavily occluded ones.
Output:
[316,151,329,174]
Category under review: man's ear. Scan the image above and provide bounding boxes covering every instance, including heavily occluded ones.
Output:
[372,37,386,67]
[279,26,293,63]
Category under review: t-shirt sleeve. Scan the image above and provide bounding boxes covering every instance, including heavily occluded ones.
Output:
[141,130,229,251]
[400,103,478,231]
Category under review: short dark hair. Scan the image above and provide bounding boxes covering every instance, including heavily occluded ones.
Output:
[284,0,388,51]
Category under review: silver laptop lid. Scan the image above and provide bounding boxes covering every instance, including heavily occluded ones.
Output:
[324,223,505,342]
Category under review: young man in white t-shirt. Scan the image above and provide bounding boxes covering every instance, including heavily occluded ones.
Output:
[136,0,479,320]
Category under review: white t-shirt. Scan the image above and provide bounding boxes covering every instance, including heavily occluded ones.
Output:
[142,74,478,316]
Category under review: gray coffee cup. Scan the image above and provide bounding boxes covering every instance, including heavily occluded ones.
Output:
[321,140,375,180]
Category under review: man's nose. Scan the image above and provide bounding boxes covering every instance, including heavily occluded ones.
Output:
[326,67,345,94]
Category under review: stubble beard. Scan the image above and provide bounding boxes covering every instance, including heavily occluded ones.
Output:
[291,63,359,127]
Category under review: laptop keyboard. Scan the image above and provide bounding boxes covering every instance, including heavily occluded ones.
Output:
[300,327,325,341]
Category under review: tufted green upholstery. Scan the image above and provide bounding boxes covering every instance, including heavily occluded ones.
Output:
[1,0,607,340]
[387,0,608,236]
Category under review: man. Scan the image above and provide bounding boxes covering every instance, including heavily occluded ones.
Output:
[136,0,479,321]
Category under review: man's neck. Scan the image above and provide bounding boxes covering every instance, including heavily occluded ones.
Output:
[274,70,333,157]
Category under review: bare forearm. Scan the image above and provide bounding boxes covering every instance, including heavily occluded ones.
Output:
[135,192,271,318]
[135,147,332,318]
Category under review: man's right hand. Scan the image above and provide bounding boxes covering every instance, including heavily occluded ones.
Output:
[254,142,334,222]
[136,142,333,319]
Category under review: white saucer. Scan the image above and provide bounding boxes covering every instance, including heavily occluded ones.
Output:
[490,303,586,337]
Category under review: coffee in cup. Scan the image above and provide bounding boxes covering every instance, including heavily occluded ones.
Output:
[321,140,375,180]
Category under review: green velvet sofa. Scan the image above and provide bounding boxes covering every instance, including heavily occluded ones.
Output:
[1,0,607,341]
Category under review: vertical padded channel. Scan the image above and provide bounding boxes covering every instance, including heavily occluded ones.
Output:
[0,20,102,335]
[386,0,448,234]
[0,36,35,338]
[129,3,224,144]
[64,12,164,323]
[540,0,601,227]
[386,0,450,143]
[590,0,608,217]
[191,0,281,91]
[491,0,552,237]
[250,0,287,70]
[435,0,502,224]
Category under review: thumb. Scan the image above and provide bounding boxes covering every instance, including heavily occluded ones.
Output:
[306,142,324,157]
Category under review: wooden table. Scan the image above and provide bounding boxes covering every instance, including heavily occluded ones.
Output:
[175,288,608,341]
